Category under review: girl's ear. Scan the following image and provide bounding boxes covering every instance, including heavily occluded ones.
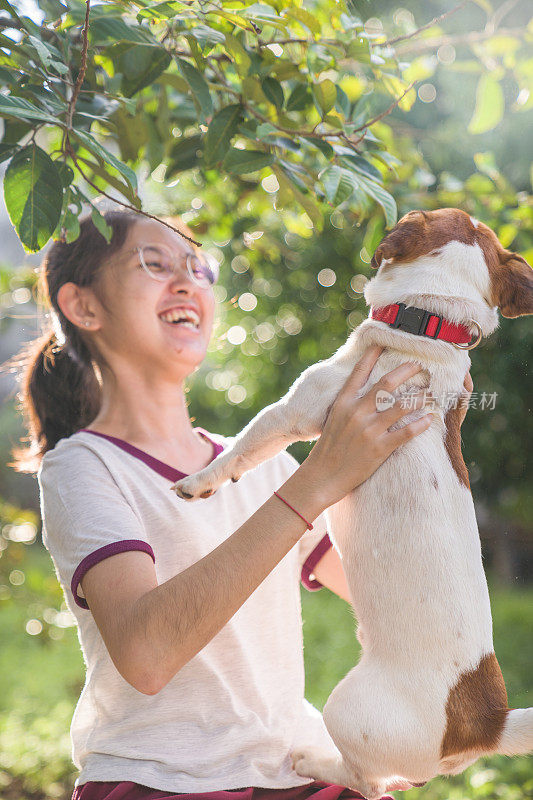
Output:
[491,253,533,318]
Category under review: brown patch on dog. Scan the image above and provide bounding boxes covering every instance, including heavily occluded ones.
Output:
[443,406,470,489]
[476,223,533,318]
[371,209,476,270]
[410,782,427,788]
[440,652,508,759]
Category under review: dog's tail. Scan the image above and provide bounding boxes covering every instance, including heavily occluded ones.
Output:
[497,708,533,756]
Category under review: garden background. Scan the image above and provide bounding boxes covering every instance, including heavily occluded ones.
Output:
[0,0,531,798]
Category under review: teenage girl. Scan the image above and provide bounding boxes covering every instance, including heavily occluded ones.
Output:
[10,210,471,800]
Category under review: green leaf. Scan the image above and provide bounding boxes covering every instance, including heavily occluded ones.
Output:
[112,107,148,163]
[56,161,75,188]
[203,104,243,168]
[120,45,172,98]
[335,84,351,118]
[77,156,141,208]
[223,148,274,174]
[254,122,279,139]
[355,174,397,228]
[4,144,63,252]
[176,57,213,123]
[91,207,113,244]
[272,164,322,227]
[320,165,354,206]
[282,6,320,34]
[58,208,81,243]
[144,114,165,171]
[286,84,312,112]
[167,134,203,177]
[73,129,138,192]
[241,4,288,31]
[190,25,226,47]
[346,38,372,64]
[27,34,67,74]
[313,80,337,115]
[307,43,334,75]
[90,17,156,45]
[302,137,334,158]
[338,152,382,182]
[468,74,505,134]
[0,142,18,165]
[0,94,59,125]
[261,77,285,109]
[224,33,252,77]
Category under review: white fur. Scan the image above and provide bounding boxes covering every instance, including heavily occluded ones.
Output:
[172,236,532,798]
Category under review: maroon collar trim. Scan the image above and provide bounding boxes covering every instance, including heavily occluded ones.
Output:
[76,427,224,482]
[370,303,472,345]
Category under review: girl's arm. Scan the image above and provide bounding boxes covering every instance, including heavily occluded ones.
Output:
[81,462,328,696]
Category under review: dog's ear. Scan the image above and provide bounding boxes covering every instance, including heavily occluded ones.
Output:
[371,211,427,270]
[491,252,533,318]
[370,242,388,270]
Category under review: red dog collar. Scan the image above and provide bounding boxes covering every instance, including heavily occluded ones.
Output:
[370,303,472,345]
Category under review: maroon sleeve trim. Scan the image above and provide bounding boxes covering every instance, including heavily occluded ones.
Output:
[71,540,155,610]
[301,533,332,591]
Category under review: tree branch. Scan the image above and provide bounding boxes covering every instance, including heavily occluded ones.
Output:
[64,0,90,132]
[379,0,469,47]
[63,141,202,246]
[394,26,525,55]
[351,82,417,133]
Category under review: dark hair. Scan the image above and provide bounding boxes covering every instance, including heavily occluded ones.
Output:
[4,209,199,474]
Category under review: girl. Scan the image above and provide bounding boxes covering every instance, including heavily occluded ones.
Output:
[9,209,466,800]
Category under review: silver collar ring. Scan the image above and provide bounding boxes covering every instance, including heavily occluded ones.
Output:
[453,319,483,350]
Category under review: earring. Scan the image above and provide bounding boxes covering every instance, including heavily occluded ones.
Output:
[84,321,90,327]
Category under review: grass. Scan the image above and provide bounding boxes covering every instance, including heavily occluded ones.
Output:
[0,544,531,800]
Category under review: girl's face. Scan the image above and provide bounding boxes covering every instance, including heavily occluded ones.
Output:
[95,219,217,382]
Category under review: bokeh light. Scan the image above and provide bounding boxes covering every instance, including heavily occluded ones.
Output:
[226,325,247,345]
[419,84,437,103]
[317,268,336,287]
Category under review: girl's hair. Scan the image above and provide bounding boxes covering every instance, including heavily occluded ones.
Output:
[3,209,198,475]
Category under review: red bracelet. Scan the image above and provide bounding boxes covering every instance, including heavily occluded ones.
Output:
[273,490,314,530]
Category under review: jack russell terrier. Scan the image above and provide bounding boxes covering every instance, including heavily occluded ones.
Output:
[171,209,533,799]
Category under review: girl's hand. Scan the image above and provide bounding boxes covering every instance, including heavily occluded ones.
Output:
[303,345,435,509]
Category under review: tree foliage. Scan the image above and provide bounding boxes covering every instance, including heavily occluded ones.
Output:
[0,0,530,251]
[0,0,531,527]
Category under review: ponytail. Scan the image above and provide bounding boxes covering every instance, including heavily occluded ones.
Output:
[5,327,101,473]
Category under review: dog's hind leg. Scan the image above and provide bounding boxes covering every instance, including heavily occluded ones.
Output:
[291,747,388,800]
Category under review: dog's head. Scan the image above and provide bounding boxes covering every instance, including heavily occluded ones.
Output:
[369,208,533,319]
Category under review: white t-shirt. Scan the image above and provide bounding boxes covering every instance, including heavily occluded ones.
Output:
[37,427,336,793]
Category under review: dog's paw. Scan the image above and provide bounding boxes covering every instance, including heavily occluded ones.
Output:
[170,468,219,500]
[290,748,321,779]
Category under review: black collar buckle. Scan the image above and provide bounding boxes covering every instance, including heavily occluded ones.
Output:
[391,303,441,337]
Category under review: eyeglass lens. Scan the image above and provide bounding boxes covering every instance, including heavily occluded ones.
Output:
[140,245,218,286]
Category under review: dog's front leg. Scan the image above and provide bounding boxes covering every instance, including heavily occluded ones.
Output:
[171,359,350,500]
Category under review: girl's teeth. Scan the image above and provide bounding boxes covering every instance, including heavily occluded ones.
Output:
[162,318,198,329]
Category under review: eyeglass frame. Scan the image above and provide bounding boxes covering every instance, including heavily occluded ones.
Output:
[124,241,220,288]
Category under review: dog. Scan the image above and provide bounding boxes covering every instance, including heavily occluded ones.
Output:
[171,209,533,799]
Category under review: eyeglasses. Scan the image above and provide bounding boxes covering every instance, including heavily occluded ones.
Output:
[134,243,219,288]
